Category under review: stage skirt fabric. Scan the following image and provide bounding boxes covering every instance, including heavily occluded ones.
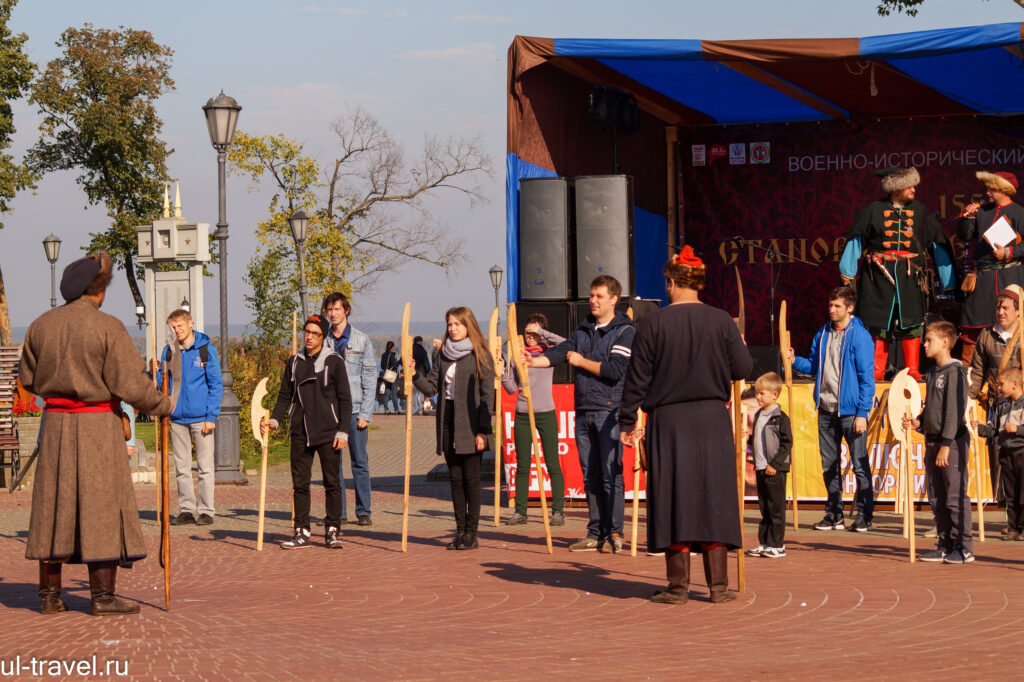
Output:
[646,399,740,552]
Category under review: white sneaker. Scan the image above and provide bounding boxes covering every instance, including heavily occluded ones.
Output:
[744,545,765,557]
[761,546,786,558]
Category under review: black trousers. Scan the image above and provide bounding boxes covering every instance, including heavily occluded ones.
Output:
[925,436,973,553]
[755,469,787,549]
[290,439,342,530]
[999,447,1024,532]
[444,400,482,534]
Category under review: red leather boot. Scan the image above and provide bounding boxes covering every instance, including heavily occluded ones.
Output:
[902,337,922,381]
[873,338,888,382]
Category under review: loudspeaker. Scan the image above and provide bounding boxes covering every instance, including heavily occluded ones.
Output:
[519,177,574,300]
[575,175,634,298]
[747,345,781,382]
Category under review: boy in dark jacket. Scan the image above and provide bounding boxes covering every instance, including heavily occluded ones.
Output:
[977,367,1024,540]
[904,321,973,564]
[264,315,353,550]
[745,373,793,559]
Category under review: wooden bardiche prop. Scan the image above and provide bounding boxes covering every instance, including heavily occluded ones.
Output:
[630,410,646,557]
[779,300,798,529]
[732,267,746,592]
[965,392,985,543]
[401,303,414,552]
[508,302,553,554]
[250,378,270,551]
[889,368,922,562]
[159,323,181,611]
[489,307,502,527]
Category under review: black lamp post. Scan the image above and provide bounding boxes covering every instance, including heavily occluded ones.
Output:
[489,264,503,311]
[42,234,61,309]
[181,296,190,314]
[202,90,245,484]
[289,210,310,319]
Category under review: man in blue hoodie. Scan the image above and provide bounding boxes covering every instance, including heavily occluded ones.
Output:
[528,275,635,553]
[787,286,876,532]
[161,309,223,526]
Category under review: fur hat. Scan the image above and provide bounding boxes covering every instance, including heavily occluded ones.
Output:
[977,170,1018,196]
[877,167,920,194]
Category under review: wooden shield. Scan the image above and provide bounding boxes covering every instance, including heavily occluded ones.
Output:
[888,368,923,441]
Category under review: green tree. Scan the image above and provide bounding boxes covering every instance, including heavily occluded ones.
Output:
[877,0,1023,15]
[0,0,35,345]
[26,24,175,313]
[229,108,491,341]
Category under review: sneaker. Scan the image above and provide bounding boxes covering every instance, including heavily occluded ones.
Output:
[356,515,372,527]
[923,526,938,538]
[943,548,975,564]
[281,528,312,550]
[1002,530,1020,542]
[169,512,196,526]
[744,545,765,557]
[325,526,344,549]
[813,515,844,531]
[761,546,787,558]
[569,537,600,552]
[847,517,872,533]
[601,533,623,554]
[918,547,948,563]
[196,514,214,526]
[501,512,528,526]
[549,511,565,526]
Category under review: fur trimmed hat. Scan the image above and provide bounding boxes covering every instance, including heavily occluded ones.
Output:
[876,167,920,194]
[977,170,1018,196]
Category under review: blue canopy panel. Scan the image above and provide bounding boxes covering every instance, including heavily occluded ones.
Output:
[884,46,1024,115]
[553,38,704,60]
[597,58,836,125]
[859,21,1023,59]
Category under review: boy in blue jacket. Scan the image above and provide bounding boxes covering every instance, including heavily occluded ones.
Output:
[160,309,223,526]
[787,286,876,532]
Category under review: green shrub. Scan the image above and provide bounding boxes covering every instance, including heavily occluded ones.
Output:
[228,336,292,469]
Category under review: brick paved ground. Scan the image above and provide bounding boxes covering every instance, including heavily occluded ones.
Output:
[2,412,1022,679]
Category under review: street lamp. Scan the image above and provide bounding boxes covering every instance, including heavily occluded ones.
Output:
[181,296,190,314]
[489,264,503,311]
[289,209,310,319]
[202,90,245,484]
[42,234,61,308]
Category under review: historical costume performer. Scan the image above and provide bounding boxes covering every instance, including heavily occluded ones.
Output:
[958,170,1024,364]
[839,167,956,380]
[19,253,174,615]
[619,246,753,604]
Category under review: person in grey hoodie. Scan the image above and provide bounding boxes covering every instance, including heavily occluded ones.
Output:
[496,313,566,527]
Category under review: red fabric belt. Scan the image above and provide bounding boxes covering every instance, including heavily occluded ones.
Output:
[44,397,119,413]
[874,250,917,260]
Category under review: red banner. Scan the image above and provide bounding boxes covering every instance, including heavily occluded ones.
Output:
[680,115,1024,347]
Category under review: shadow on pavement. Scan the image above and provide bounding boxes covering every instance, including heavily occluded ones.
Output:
[479,561,657,599]
[0,578,91,613]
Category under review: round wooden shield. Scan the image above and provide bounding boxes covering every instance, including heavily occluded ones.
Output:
[887,368,923,441]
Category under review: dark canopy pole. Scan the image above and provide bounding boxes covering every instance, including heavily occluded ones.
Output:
[203,90,246,484]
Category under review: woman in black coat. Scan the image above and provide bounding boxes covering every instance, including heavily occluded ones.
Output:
[413,306,494,550]
[379,340,401,414]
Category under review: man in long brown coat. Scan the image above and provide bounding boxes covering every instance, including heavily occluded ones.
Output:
[19,252,173,615]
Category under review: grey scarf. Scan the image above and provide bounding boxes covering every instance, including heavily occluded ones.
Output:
[442,336,474,362]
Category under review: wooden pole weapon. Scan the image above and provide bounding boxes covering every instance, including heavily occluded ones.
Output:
[160,343,171,610]
[508,302,553,554]
[733,266,746,592]
[888,368,920,562]
[400,303,413,552]
[292,311,298,355]
[965,368,985,542]
[489,307,502,527]
[779,300,798,529]
[630,410,646,557]
[251,378,270,551]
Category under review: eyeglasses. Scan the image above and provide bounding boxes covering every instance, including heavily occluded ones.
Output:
[303,330,323,338]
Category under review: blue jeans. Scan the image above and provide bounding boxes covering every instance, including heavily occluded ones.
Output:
[413,388,425,414]
[817,412,874,521]
[340,415,371,519]
[575,409,624,539]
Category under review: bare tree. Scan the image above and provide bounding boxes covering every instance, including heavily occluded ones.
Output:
[323,107,493,293]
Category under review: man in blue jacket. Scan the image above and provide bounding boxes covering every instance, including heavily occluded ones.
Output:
[161,309,223,526]
[787,286,876,532]
[323,292,379,526]
[528,275,635,553]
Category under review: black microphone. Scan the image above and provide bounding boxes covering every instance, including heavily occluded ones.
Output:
[730,235,746,245]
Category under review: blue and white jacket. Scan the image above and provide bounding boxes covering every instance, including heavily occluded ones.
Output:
[328,324,377,422]
[543,310,635,412]
[158,331,223,425]
[792,316,875,419]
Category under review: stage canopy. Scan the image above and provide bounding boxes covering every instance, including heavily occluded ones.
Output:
[507,23,1024,342]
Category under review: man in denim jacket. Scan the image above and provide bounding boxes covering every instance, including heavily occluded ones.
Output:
[324,292,379,526]
[787,286,876,533]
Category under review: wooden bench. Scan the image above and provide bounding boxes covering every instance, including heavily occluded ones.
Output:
[0,345,21,487]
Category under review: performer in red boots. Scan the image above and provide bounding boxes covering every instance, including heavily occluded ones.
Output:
[839,167,956,380]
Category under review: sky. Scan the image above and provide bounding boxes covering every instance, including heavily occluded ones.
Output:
[3,0,1023,334]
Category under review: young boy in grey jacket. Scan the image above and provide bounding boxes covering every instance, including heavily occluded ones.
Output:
[904,321,973,564]
[745,372,793,559]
